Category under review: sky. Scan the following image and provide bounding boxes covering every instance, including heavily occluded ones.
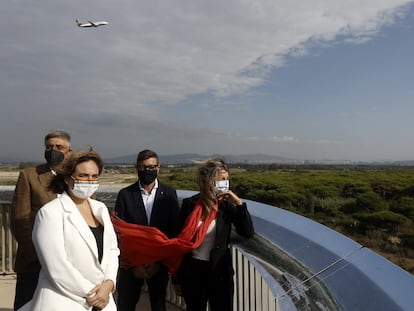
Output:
[1,0,414,162]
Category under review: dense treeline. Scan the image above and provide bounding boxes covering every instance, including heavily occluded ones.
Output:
[3,163,413,273]
[157,164,414,273]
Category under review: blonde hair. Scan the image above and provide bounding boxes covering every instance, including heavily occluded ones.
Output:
[197,158,229,218]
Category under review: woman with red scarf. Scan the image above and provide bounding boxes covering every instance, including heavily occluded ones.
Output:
[175,158,255,311]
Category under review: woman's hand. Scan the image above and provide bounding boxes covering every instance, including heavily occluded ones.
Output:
[86,280,114,310]
[217,190,243,206]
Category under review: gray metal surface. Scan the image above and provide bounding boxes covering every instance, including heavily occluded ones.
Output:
[246,198,414,311]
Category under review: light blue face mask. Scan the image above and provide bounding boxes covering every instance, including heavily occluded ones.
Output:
[215,180,229,194]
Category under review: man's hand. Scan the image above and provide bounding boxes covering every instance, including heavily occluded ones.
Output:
[144,263,160,278]
[132,263,160,279]
[132,264,150,279]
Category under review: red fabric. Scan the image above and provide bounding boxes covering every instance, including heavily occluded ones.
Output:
[111,199,217,275]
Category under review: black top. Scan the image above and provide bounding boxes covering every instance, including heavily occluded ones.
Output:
[90,224,104,263]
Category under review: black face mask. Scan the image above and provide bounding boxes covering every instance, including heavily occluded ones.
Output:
[44,149,64,166]
[138,170,158,185]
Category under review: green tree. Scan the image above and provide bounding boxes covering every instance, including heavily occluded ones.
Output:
[390,197,414,220]
[355,191,386,212]
[354,210,408,232]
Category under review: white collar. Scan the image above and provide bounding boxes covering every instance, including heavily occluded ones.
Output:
[138,179,159,194]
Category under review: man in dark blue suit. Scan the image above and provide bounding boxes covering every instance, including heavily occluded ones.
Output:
[115,149,180,311]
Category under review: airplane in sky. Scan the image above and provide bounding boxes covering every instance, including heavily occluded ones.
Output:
[76,20,108,28]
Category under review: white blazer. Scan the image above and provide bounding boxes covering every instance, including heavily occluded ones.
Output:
[20,192,120,311]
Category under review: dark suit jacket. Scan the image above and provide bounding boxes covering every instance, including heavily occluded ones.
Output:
[115,180,180,241]
[177,194,254,275]
[11,164,57,272]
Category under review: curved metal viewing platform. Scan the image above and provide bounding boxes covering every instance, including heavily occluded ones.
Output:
[1,186,414,310]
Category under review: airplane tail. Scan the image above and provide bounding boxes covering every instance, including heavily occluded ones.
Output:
[75,20,81,27]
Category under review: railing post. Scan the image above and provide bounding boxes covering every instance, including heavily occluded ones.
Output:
[1,202,15,275]
[1,202,6,273]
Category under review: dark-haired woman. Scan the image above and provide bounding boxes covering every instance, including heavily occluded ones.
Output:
[19,150,119,311]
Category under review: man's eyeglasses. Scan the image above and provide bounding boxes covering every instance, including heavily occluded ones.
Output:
[45,144,70,151]
[138,165,159,171]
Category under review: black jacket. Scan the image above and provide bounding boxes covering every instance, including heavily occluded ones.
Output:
[178,194,254,273]
[114,180,180,238]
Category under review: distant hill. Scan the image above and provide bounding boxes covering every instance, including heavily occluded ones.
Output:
[104,153,301,165]
[1,153,414,166]
[393,160,414,166]
[0,153,294,165]
[0,156,30,165]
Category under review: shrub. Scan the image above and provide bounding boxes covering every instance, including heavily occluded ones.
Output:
[354,210,408,233]
[355,192,386,212]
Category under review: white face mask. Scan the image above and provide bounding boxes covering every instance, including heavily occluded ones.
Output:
[70,177,100,199]
[215,180,229,194]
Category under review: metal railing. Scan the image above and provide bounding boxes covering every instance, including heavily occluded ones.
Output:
[1,202,15,275]
[0,201,283,310]
[232,246,282,311]
[162,245,284,311]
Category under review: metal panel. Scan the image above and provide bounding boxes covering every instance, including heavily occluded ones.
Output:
[243,197,414,311]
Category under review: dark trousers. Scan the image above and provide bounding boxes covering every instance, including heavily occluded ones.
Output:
[13,271,39,311]
[180,258,234,311]
[117,265,169,311]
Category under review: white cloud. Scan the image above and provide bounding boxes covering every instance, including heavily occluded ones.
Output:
[1,0,413,160]
[271,136,298,143]
[314,139,344,145]
[230,134,342,145]
[4,0,411,108]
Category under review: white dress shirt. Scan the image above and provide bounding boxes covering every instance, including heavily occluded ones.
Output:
[139,179,158,224]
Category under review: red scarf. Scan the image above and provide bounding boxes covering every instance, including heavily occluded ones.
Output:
[111,199,218,275]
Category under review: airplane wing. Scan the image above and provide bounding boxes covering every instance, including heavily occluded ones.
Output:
[76,20,108,28]
[76,20,91,27]
[88,20,108,27]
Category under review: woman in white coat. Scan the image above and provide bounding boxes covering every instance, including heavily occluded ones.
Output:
[19,150,119,311]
